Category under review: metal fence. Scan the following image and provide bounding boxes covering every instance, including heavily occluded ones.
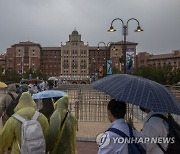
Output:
[58,85,111,122]
[58,84,180,124]
[1,85,180,123]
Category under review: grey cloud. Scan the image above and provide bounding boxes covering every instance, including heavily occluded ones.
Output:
[0,0,180,54]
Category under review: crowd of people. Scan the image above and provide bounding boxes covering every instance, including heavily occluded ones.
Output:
[17,80,52,95]
[0,82,177,154]
[0,83,77,154]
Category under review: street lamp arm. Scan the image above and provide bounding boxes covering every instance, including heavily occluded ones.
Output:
[126,18,143,32]
[107,42,113,47]
[97,42,106,52]
[97,41,114,77]
[98,42,106,47]
[111,18,125,26]
[98,42,113,49]
[108,18,125,32]
[108,17,143,74]
[126,18,140,26]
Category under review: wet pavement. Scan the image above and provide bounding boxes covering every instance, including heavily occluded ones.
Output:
[77,141,98,154]
[76,121,142,154]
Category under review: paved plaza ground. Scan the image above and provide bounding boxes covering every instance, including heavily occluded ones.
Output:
[77,141,98,154]
[76,121,142,153]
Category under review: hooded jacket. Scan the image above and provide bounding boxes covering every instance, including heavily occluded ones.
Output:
[47,96,77,154]
[0,84,18,125]
[0,92,49,154]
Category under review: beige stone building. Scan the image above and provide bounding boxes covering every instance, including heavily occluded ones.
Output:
[60,30,89,84]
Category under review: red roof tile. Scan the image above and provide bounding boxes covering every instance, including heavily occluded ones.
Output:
[148,51,180,60]
[42,47,61,51]
[12,41,41,47]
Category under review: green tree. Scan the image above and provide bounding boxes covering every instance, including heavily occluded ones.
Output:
[23,68,47,80]
[112,67,122,74]
[34,69,47,80]
[134,65,180,85]
[134,65,157,81]
[3,70,21,83]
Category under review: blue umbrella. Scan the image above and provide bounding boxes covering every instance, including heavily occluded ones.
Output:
[32,90,67,99]
[91,74,180,115]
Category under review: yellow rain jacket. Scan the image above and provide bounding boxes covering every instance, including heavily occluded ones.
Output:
[47,96,78,154]
[0,92,49,154]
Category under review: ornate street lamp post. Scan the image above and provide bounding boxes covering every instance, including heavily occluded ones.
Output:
[97,42,112,76]
[108,18,143,74]
[92,58,96,81]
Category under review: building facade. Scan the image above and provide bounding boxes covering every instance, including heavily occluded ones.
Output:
[41,47,61,77]
[89,46,107,80]
[0,53,6,74]
[5,41,41,74]
[109,41,138,73]
[137,50,180,69]
[60,30,89,84]
[89,41,138,79]
[0,30,140,84]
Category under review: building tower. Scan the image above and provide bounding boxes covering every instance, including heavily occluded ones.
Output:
[60,30,89,84]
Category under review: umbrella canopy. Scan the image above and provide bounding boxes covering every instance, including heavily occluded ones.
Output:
[0,81,7,88]
[32,90,67,99]
[48,77,58,81]
[91,74,180,115]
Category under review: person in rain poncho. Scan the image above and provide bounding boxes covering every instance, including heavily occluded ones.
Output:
[47,96,78,154]
[0,92,49,154]
[0,84,18,125]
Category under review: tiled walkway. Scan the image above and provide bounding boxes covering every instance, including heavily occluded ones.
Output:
[76,121,143,153]
[76,121,110,141]
[76,121,109,154]
[77,121,143,141]
[77,141,98,154]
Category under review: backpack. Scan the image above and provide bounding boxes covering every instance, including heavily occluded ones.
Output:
[149,114,180,154]
[12,111,46,154]
[6,93,21,117]
[107,124,146,154]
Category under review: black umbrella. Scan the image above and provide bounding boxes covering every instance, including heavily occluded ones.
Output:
[91,74,180,115]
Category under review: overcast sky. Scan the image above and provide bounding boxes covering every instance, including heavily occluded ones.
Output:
[0,0,180,54]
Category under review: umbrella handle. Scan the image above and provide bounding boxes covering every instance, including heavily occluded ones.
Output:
[130,105,134,121]
[51,98,55,109]
[127,104,134,121]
